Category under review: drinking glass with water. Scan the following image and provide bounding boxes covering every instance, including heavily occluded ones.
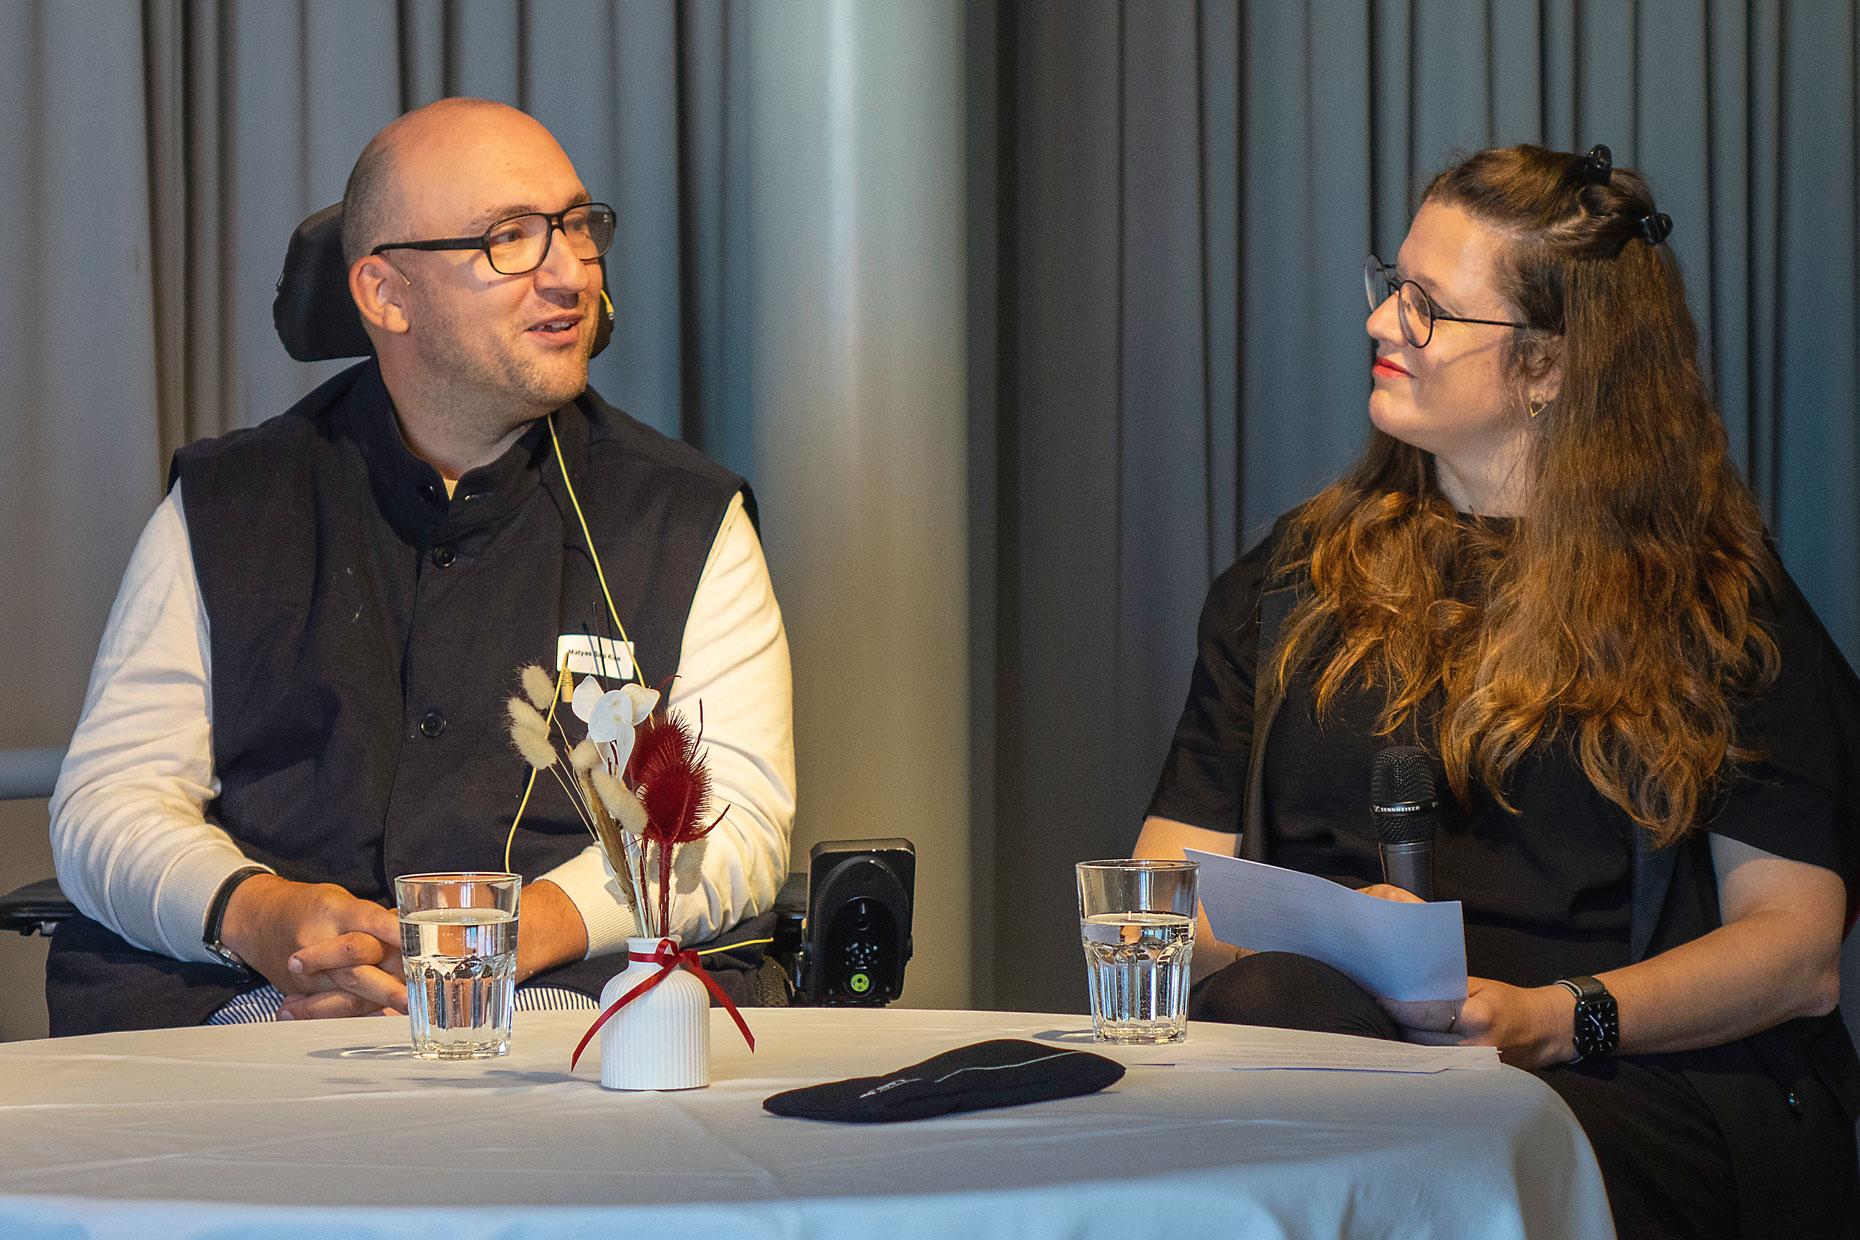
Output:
[394,873,520,1059]
[1076,859,1197,1043]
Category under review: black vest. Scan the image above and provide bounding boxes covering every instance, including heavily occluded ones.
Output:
[47,360,746,1033]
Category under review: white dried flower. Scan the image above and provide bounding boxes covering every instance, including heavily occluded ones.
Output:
[591,769,648,836]
[572,673,604,721]
[619,684,660,723]
[506,696,549,739]
[520,664,557,711]
[513,730,558,771]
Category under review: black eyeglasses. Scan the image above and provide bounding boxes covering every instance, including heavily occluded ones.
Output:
[1364,255,1528,348]
[372,202,617,276]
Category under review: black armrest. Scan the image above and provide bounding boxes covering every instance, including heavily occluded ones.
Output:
[0,878,75,938]
[775,871,807,918]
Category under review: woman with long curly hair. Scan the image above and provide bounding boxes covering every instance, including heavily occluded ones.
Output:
[1137,144,1859,1238]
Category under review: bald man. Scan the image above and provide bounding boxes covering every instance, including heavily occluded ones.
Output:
[47,100,796,1034]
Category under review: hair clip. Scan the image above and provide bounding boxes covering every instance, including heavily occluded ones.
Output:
[1576,144,1613,186]
[1637,212,1673,246]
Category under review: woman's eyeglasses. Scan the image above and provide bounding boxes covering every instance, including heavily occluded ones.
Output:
[1364,255,1528,348]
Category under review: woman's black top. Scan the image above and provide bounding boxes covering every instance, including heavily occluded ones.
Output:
[1148,516,1860,990]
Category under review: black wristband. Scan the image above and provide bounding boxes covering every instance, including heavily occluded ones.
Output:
[202,865,269,972]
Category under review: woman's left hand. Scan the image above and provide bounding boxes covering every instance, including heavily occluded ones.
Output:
[1379,977,1576,1070]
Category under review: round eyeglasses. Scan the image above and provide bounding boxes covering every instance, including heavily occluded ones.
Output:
[372,202,617,276]
[1364,255,1528,348]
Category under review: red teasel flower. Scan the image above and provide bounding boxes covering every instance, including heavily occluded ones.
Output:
[625,707,725,935]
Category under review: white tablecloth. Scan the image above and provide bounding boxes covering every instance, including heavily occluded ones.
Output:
[0,1007,1612,1239]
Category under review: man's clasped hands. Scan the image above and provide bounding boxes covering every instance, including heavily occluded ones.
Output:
[217,874,590,1019]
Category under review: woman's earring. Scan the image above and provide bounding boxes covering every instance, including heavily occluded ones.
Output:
[1527,395,1550,419]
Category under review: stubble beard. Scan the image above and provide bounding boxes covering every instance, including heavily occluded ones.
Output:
[418,297,593,422]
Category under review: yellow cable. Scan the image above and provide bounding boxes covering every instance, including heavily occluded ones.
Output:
[546,412,632,659]
[503,777,532,874]
[505,420,635,872]
[697,938,774,957]
[504,667,573,873]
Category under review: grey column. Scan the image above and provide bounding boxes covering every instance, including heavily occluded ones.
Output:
[748,2,971,1006]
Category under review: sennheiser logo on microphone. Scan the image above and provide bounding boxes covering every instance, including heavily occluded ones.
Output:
[1372,747,1439,899]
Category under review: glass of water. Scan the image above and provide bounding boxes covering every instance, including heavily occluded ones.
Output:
[394,872,521,1059]
[1076,859,1197,1043]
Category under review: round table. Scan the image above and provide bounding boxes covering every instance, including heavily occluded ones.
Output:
[0,1006,1612,1239]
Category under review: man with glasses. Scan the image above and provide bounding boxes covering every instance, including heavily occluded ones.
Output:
[47,99,795,1033]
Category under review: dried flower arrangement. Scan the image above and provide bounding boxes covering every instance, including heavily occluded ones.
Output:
[503,663,724,939]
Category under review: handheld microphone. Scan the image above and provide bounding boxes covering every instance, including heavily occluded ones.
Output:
[1371,746,1438,901]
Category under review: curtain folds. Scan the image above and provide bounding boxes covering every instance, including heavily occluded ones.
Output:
[979,0,1860,1012]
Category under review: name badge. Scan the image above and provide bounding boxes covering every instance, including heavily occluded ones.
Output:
[556,633,637,682]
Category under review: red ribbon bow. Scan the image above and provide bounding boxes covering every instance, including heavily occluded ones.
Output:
[570,938,756,1072]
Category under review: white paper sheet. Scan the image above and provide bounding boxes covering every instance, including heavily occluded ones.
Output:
[1186,849,1469,1002]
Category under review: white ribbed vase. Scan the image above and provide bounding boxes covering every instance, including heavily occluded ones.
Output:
[597,937,711,1090]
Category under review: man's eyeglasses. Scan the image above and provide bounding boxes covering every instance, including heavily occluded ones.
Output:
[1364,255,1528,348]
[372,202,617,276]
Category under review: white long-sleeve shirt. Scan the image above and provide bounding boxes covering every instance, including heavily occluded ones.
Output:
[50,485,795,964]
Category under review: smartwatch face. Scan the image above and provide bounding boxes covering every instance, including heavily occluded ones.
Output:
[1574,993,1619,1058]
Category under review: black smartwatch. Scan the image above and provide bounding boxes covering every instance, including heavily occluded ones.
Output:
[202,865,269,974]
[1554,974,1619,1062]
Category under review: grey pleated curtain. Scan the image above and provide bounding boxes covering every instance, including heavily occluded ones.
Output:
[980,0,1860,1013]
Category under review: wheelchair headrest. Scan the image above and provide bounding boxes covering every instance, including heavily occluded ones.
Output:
[272,203,615,363]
